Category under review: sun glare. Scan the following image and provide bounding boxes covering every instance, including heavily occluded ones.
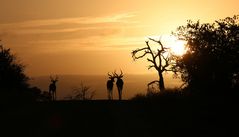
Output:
[169,40,187,56]
[146,35,187,56]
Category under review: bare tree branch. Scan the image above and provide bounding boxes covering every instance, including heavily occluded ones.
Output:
[147,58,155,65]
[132,38,174,91]
[148,37,168,51]
[69,82,95,100]
[132,46,151,60]
[148,65,155,70]
[147,80,159,87]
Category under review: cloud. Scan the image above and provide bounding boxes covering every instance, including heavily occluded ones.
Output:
[0,12,139,40]
[24,35,145,53]
[0,12,146,53]
[0,12,137,33]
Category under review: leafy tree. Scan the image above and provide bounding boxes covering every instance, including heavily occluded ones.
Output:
[0,44,29,90]
[132,38,173,91]
[173,15,239,94]
[0,43,41,101]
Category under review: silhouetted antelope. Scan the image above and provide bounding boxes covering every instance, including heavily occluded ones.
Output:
[114,70,124,100]
[49,76,58,101]
[106,72,115,100]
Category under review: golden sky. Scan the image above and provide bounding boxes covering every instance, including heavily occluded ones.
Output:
[0,0,238,76]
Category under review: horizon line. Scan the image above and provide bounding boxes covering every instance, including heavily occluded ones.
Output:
[29,73,160,77]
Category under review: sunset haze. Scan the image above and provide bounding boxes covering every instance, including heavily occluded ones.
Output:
[0,0,238,76]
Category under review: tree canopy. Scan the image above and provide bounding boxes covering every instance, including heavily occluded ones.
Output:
[0,45,29,91]
[173,15,239,94]
[0,44,42,102]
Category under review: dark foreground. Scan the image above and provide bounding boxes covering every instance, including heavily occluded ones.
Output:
[1,96,238,137]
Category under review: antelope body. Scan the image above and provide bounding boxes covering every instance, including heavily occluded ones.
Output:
[49,76,58,101]
[107,73,114,100]
[114,70,124,100]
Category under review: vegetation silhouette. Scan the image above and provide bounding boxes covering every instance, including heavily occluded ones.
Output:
[66,82,95,100]
[39,90,52,101]
[132,38,174,92]
[0,45,28,87]
[114,70,124,100]
[106,72,115,100]
[0,43,45,102]
[131,88,184,101]
[49,75,58,101]
[0,43,56,103]
[173,15,239,95]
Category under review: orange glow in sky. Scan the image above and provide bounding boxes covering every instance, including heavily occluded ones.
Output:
[0,0,238,76]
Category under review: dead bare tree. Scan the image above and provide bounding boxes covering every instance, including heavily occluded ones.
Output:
[71,82,95,100]
[132,38,173,92]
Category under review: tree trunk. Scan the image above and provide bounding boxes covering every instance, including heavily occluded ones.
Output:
[159,72,165,91]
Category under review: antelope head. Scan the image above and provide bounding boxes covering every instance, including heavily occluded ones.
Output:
[114,70,124,79]
[50,75,59,84]
[108,72,115,81]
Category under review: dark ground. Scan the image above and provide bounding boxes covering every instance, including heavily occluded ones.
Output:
[1,96,238,137]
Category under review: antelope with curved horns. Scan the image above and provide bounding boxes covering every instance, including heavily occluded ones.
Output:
[106,72,115,100]
[114,70,124,100]
[49,75,58,101]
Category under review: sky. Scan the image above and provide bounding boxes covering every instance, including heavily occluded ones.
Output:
[0,0,238,76]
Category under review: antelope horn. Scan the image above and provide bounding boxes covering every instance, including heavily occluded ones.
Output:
[55,75,59,81]
[120,69,123,77]
[113,70,118,77]
[108,72,113,78]
[50,75,53,81]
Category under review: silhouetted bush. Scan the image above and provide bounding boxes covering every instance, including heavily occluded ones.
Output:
[65,82,95,100]
[0,44,43,102]
[131,88,185,100]
[173,15,239,95]
[0,45,28,88]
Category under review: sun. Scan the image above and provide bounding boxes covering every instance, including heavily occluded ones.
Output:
[160,35,187,56]
[169,40,187,56]
[146,35,187,56]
